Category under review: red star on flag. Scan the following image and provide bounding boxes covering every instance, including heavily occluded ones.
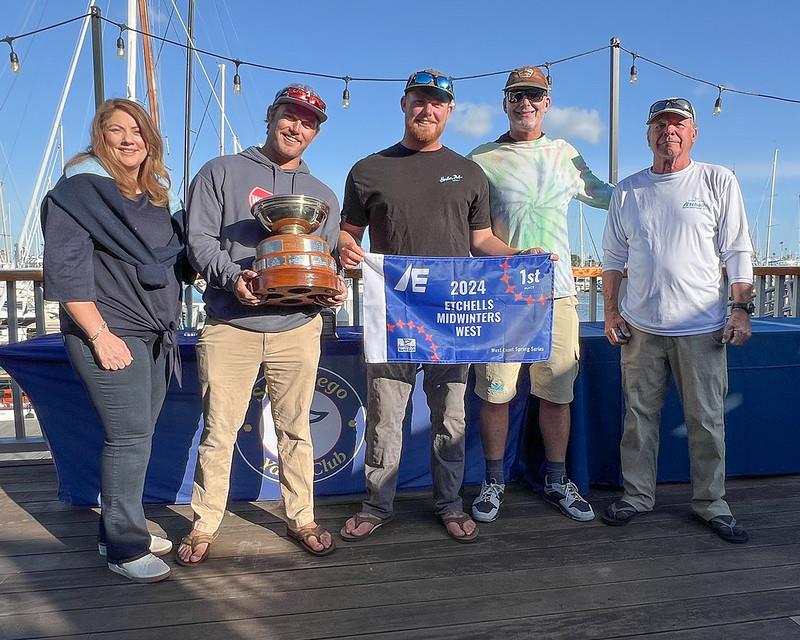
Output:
[430,342,438,351]
[431,354,440,361]
[407,320,416,329]
[526,296,534,305]
[500,273,511,283]
[506,285,515,294]
[538,295,547,304]
[514,293,523,301]
[425,334,433,342]
[387,323,395,332]
[500,259,511,271]
[417,325,426,334]
[396,319,406,328]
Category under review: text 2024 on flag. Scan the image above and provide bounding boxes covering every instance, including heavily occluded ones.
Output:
[362,253,554,364]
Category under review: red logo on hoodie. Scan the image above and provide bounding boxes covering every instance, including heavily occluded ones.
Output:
[249,187,272,208]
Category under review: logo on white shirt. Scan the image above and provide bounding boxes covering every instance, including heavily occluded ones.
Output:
[682,199,709,210]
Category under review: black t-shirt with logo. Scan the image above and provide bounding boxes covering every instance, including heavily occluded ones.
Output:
[343,143,491,257]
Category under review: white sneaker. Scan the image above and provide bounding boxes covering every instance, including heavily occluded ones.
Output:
[108,553,171,583]
[543,476,595,522]
[471,480,505,522]
[99,535,173,558]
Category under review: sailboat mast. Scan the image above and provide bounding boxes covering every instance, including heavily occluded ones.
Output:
[764,148,778,264]
[138,0,159,129]
[579,201,585,266]
[126,0,138,101]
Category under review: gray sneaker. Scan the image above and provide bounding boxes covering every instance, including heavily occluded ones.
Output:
[471,480,505,522]
[543,476,595,522]
[98,534,173,558]
[108,553,171,583]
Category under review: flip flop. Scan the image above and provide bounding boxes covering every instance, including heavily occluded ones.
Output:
[699,514,750,544]
[339,512,394,542]
[441,511,479,544]
[175,530,218,566]
[601,500,642,526]
[287,524,336,556]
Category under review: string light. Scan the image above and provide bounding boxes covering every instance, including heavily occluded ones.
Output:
[4,14,800,113]
[543,63,553,89]
[2,37,19,74]
[713,86,723,116]
[232,59,241,96]
[116,26,126,58]
[342,76,351,109]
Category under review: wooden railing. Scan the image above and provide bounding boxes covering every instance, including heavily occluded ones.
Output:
[0,266,797,453]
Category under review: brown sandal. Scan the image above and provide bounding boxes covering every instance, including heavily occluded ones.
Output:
[175,530,218,566]
[339,512,394,542]
[287,524,336,556]
[441,511,479,544]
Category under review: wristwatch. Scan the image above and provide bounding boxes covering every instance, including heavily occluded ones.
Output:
[731,301,755,315]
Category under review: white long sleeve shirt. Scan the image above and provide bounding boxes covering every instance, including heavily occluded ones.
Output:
[602,161,753,336]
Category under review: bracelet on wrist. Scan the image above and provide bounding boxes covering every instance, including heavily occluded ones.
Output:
[88,321,108,343]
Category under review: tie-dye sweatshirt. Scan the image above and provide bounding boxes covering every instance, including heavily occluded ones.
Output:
[468,133,612,297]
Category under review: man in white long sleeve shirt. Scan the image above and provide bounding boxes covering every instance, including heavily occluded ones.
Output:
[601,97,754,544]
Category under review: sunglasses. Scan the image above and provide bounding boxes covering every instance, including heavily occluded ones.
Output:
[405,72,454,96]
[505,88,548,104]
[276,86,327,113]
[648,98,694,119]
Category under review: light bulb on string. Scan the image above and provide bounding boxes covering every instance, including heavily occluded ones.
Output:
[4,38,19,74]
[116,32,125,58]
[629,53,638,83]
[342,76,351,109]
[544,63,552,89]
[713,87,723,116]
[233,60,242,96]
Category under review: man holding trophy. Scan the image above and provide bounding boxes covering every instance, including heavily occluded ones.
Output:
[179,84,345,564]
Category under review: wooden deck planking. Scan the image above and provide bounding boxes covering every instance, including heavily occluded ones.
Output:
[2,462,800,640]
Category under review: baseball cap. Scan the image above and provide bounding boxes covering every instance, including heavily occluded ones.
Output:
[646,97,695,124]
[404,69,455,101]
[504,66,549,92]
[271,84,327,123]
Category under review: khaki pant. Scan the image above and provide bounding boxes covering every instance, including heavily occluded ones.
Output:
[191,315,322,532]
[619,326,731,520]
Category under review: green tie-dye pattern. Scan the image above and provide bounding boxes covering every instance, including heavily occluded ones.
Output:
[469,135,612,297]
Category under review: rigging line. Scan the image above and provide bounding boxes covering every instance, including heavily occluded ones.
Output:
[583,213,601,264]
[177,70,220,195]
[619,45,800,105]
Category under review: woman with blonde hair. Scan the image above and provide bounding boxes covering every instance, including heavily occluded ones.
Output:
[41,98,187,583]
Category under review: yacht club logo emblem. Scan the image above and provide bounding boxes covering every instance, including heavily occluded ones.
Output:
[235,366,366,483]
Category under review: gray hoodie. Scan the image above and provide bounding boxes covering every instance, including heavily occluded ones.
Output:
[186,145,340,332]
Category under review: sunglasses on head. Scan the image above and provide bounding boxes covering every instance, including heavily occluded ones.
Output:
[406,72,454,96]
[648,98,694,119]
[505,88,548,104]
[277,86,327,113]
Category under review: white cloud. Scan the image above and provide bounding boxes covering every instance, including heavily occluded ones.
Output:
[545,106,604,144]
[450,102,497,137]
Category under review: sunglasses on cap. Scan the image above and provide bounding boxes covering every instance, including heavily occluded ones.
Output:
[647,98,695,120]
[405,71,454,97]
[275,86,327,113]
[505,88,548,104]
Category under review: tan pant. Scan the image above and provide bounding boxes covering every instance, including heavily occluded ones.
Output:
[620,326,731,520]
[191,315,322,532]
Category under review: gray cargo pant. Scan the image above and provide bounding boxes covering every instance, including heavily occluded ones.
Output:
[362,362,470,517]
[619,326,732,521]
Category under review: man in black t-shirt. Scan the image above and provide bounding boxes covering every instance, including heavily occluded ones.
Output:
[338,69,537,544]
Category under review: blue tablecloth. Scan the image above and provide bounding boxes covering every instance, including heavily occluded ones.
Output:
[0,320,798,506]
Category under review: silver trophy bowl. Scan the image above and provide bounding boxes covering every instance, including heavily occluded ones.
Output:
[251,194,330,235]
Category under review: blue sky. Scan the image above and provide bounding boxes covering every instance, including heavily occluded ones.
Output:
[1,0,798,262]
